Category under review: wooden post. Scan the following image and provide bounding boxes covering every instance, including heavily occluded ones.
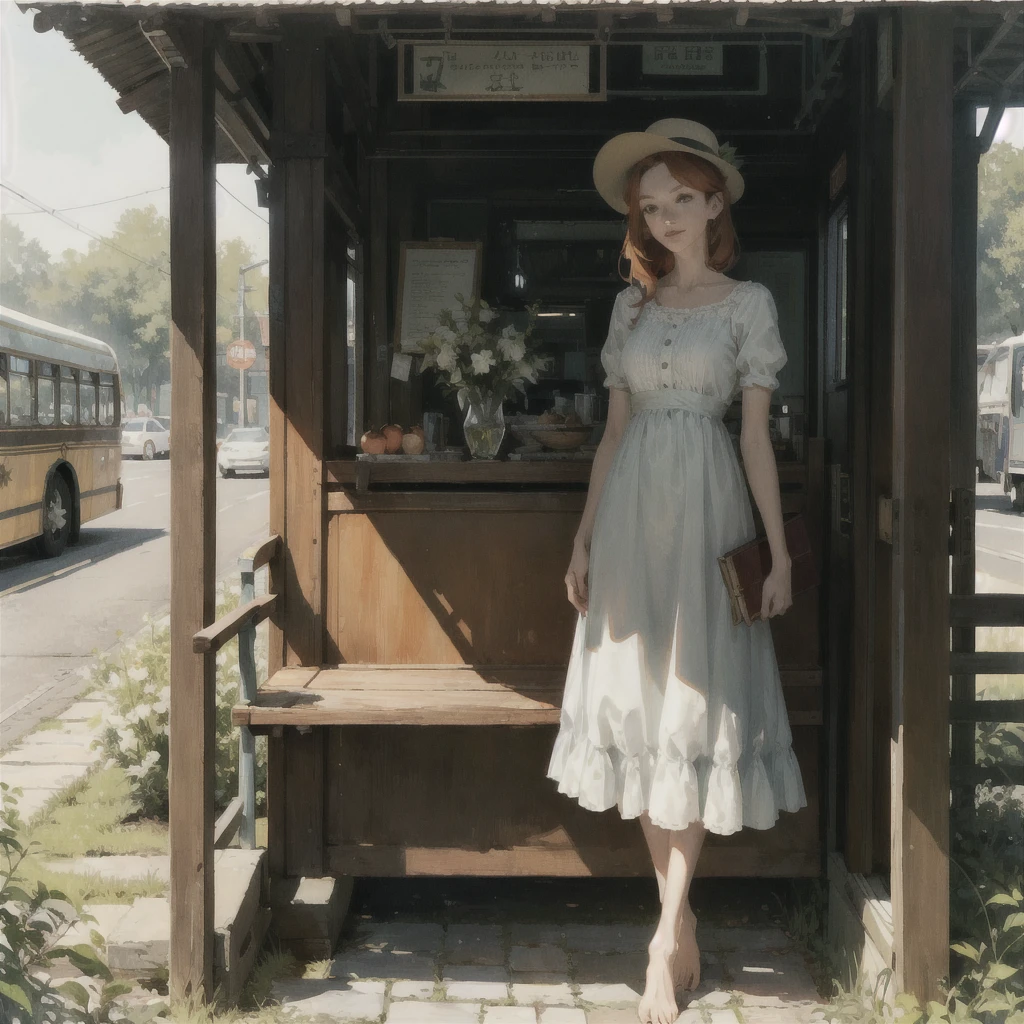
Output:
[265,27,328,880]
[890,9,952,1001]
[273,28,327,667]
[168,15,217,1003]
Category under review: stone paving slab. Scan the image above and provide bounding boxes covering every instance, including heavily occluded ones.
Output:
[334,949,437,981]
[576,981,641,1006]
[386,1001,481,1023]
[273,978,386,1020]
[1,742,100,766]
[562,925,650,954]
[15,723,94,744]
[511,944,568,973]
[509,924,568,947]
[107,898,168,973]
[482,1008,538,1023]
[56,701,106,723]
[390,979,436,999]
[572,951,647,987]
[6,788,53,821]
[445,923,506,965]
[444,979,510,1001]
[353,921,445,952]
[61,904,131,949]
[443,965,511,984]
[0,763,90,791]
[698,927,793,953]
[723,951,818,1001]
[539,1009,587,1023]
[511,982,576,1007]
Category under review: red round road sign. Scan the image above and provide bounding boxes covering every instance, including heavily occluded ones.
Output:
[226,339,257,370]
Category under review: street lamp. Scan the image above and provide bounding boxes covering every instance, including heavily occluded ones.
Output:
[237,259,269,427]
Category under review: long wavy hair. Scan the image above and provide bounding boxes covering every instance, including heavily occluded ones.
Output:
[618,150,741,324]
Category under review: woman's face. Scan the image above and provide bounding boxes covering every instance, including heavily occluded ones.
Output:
[637,161,724,257]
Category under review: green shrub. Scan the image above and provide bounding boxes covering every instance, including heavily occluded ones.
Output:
[88,584,268,822]
[0,784,167,1024]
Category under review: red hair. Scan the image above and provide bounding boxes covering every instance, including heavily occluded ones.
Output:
[618,150,740,322]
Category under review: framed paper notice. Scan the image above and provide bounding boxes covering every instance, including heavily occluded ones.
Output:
[394,241,482,354]
[399,42,604,102]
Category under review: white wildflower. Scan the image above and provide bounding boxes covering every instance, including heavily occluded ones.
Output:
[478,307,497,323]
[498,336,526,363]
[108,672,121,688]
[128,666,149,682]
[435,344,457,372]
[471,350,496,375]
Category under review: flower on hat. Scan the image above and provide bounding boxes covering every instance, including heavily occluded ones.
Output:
[717,142,743,170]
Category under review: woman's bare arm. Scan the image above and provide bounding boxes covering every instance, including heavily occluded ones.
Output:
[573,387,631,551]
[738,385,791,571]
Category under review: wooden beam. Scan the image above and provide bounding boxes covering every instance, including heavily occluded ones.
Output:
[192,593,277,653]
[889,8,953,1004]
[274,27,327,668]
[116,72,167,115]
[168,14,217,1005]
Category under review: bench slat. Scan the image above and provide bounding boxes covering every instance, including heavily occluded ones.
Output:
[231,664,823,728]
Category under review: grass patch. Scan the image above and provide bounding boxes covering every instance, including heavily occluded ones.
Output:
[27,764,168,858]
[14,858,166,906]
[33,716,66,732]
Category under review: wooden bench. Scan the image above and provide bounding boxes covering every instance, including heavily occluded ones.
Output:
[231,664,823,731]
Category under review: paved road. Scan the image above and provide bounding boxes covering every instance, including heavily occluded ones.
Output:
[0,458,270,749]
[975,481,1024,590]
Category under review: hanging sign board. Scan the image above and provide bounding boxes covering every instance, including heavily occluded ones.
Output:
[642,43,724,76]
[400,42,603,102]
[394,241,483,355]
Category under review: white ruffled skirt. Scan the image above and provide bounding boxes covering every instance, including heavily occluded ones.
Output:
[546,390,807,836]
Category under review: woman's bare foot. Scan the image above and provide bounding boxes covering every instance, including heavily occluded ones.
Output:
[672,903,700,992]
[637,933,678,1024]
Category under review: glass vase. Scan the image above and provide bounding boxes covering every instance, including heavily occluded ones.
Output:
[461,391,505,460]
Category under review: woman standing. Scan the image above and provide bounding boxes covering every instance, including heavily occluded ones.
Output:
[546,119,808,1024]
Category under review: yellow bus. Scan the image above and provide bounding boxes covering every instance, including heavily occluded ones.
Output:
[0,306,123,557]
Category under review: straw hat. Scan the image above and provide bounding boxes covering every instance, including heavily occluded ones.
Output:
[593,118,745,214]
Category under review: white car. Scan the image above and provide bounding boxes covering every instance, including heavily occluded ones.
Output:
[121,417,171,460]
[217,427,270,478]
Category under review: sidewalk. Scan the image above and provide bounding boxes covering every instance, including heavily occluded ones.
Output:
[270,902,827,1023]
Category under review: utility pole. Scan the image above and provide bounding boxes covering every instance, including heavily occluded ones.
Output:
[237,259,269,426]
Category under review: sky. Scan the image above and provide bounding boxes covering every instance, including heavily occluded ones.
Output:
[0,1,1021,266]
[0,2,269,263]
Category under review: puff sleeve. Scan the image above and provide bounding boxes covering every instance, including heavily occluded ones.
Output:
[600,287,634,391]
[735,283,788,391]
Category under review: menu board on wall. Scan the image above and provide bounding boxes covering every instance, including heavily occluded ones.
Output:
[394,241,482,355]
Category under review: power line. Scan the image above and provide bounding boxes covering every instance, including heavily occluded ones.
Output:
[2,185,169,215]
[0,181,243,313]
[216,178,269,225]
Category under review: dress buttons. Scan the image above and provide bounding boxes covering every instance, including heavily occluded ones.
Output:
[661,361,668,369]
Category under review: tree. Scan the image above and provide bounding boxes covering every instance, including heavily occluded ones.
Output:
[0,217,52,314]
[978,141,1024,345]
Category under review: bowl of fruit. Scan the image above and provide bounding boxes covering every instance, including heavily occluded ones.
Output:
[513,410,592,451]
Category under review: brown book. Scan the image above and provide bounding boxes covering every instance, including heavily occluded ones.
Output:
[717,513,818,626]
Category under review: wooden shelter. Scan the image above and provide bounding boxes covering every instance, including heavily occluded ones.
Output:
[26,0,1024,1006]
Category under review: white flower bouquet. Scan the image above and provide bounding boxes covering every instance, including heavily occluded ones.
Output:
[417,293,553,408]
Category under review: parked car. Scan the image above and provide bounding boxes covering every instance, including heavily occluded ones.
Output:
[217,427,270,478]
[121,417,171,460]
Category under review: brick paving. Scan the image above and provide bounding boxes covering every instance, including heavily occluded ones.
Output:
[270,878,828,1024]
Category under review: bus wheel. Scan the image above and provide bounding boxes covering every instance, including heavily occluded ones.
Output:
[143,440,156,460]
[1013,480,1024,513]
[37,474,73,558]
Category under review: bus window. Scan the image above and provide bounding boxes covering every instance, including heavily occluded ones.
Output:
[80,370,98,425]
[9,356,34,425]
[37,362,55,425]
[0,354,7,426]
[99,372,116,425]
[60,366,78,425]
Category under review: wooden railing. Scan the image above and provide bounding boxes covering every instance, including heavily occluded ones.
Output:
[949,593,1024,789]
[192,534,280,848]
